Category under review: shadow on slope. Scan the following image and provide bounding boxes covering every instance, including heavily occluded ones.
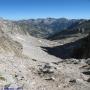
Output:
[41,36,88,59]
[72,33,90,59]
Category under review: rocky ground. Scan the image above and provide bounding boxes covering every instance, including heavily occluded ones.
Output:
[0,31,90,90]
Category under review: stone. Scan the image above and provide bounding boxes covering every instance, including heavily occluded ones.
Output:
[87,78,90,82]
[82,70,90,75]
[45,77,55,81]
[86,59,90,65]
[69,79,76,83]
[38,63,56,75]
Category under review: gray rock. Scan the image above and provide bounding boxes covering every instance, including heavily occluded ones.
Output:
[87,78,90,82]
[82,70,90,75]
[86,59,90,65]
[69,79,76,83]
[38,63,56,74]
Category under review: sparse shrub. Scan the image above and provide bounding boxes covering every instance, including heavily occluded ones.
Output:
[0,75,5,81]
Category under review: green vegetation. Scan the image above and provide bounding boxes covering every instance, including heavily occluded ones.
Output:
[0,75,5,81]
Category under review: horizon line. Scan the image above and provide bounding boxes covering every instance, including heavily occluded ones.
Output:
[0,16,90,21]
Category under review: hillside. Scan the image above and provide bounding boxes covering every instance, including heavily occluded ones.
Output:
[0,22,22,56]
[0,18,90,90]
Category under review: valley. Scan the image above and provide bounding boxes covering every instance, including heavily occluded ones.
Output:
[0,18,90,90]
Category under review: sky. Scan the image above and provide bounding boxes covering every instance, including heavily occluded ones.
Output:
[0,0,90,20]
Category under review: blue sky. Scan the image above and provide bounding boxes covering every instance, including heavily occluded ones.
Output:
[0,0,90,20]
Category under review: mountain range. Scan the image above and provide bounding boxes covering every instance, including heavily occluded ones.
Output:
[0,18,90,39]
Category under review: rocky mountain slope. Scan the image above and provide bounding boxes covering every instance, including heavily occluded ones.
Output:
[0,18,90,90]
[48,20,90,40]
[1,18,88,39]
[0,26,22,56]
[15,18,79,38]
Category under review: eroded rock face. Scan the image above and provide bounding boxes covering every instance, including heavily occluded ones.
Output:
[0,34,23,56]
[0,19,28,36]
[0,19,24,56]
